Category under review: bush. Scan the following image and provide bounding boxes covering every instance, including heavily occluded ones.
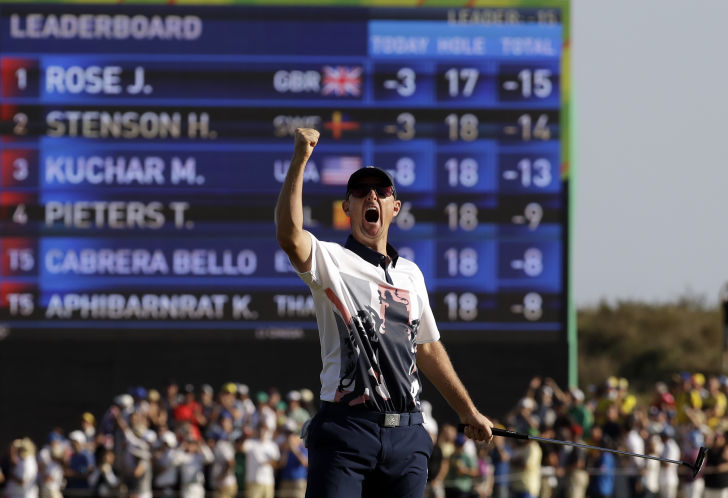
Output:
[577,296,723,393]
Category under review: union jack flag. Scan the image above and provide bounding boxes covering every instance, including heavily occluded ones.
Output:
[321,66,362,97]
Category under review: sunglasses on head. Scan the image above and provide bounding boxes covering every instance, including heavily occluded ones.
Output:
[347,184,395,199]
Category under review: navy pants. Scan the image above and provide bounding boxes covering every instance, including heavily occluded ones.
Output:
[305,405,433,498]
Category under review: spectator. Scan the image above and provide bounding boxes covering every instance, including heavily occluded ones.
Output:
[243,424,280,498]
[651,382,676,418]
[120,415,155,498]
[131,386,151,418]
[705,376,728,429]
[80,412,96,443]
[5,438,39,498]
[643,434,662,498]
[162,380,181,422]
[510,429,542,498]
[147,389,168,431]
[199,384,217,431]
[675,373,703,425]
[178,437,214,498]
[286,390,310,431]
[274,401,288,429]
[593,379,619,427]
[251,392,277,432]
[234,436,247,494]
[152,431,180,496]
[444,433,478,498]
[585,427,615,498]
[489,426,512,498]
[299,388,315,415]
[601,404,622,444]
[235,384,256,431]
[680,430,705,498]
[174,384,205,435]
[623,413,646,498]
[537,425,560,498]
[277,421,308,498]
[658,426,680,498]
[91,447,121,497]
[217,383,242,431]
[617,378,638,418]
[704,430,728,498]
[209,429,238,498]
[561,426,589,498]
[37,432,65,498]
[65,430,95,491]
[473,443,493,498]
[509,397,539,435]
[425,425,446,498]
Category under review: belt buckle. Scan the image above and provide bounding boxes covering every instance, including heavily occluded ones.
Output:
[384,413,400,427]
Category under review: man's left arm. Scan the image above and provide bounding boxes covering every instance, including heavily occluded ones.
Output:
[417,340,493,442]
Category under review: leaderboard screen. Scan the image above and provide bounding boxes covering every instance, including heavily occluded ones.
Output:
[0,2,570,337]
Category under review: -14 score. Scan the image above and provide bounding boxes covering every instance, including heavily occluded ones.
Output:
[391,112,552,142]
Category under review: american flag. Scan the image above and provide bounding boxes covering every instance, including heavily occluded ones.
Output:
[321,66,362,97]
[321,156,362,185]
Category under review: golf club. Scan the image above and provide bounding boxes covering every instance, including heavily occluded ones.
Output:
[462,425,708,479]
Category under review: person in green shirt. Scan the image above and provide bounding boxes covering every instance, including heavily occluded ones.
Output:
[444,433,478,498]
[233,436,246,493]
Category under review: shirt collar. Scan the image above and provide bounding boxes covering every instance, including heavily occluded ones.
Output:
[345,235,399,268]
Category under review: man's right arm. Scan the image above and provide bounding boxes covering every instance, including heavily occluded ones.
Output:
[275,127,320,273]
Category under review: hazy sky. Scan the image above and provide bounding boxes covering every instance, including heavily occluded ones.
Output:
[572,0,728,306]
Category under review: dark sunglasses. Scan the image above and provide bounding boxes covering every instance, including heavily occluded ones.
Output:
[347,184,395,199]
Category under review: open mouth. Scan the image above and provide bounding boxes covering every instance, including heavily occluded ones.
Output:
[365,207,379,223]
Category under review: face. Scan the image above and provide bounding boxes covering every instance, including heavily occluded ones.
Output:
[342,176,401,250]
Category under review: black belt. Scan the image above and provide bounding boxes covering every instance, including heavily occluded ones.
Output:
[320,401,423,427]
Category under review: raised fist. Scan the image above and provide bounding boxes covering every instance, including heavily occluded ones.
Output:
[294,127,320,160]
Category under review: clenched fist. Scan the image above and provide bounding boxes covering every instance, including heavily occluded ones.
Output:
[294,127,320,161]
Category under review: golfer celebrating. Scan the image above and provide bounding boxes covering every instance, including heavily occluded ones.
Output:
[275,128,493,498]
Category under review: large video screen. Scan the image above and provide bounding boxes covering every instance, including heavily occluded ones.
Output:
[0,3,570,337]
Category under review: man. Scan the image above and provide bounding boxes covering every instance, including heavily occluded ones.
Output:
[66,430,96,491]
[242,424,279,498]
[278,420,309,498]
[209,428,238,498]
[275,127,493,498]
[443,433,479,498]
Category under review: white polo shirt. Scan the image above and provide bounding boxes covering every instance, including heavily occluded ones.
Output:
[297,232,440,413]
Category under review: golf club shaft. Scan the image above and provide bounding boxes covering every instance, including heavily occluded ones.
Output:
[492,428,687,468]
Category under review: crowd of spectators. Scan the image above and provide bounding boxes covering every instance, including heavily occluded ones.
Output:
[0,382,312,498]
[2,372,728,498]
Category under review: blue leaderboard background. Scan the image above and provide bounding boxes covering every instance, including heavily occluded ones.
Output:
[0,3,570,341]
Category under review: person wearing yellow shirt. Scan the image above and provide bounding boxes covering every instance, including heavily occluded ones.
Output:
[675,374,703,425]
[704,375,727,429]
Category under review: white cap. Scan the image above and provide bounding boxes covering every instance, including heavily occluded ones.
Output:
[114,394,133,409]
[161,431,177,448]
[69,430,86,444]
[518,397,536,410]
